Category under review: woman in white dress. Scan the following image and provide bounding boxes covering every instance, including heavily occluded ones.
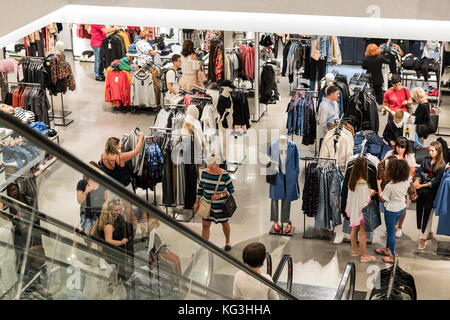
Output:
[345,157,377,262]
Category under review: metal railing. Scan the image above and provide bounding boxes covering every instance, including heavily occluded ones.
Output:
[266,253,293,294]
[334,262,356,300]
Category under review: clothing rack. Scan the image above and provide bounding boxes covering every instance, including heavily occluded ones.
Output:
[6,81,42,87]
[49,92,73,127]
[147,127,194,221]
[302,156,337,240]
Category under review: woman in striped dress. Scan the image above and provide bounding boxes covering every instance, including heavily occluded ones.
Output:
[194,152,235,251]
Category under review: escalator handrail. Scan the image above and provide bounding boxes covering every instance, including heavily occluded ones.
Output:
[334,262,356,300]
[0,213,233,300]
[272,254,293,294]
[0,112,298,300]
[266,253,272,276]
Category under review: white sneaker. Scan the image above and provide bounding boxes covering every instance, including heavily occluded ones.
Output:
[98,257,107,270]
[395,228,403,238]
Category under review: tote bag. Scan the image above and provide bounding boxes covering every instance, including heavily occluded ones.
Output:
[196,172,223,219]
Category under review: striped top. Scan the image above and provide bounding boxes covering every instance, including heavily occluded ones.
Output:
[197,170,234,221]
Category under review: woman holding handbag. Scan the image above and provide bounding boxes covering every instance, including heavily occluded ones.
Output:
[194,152,235,251]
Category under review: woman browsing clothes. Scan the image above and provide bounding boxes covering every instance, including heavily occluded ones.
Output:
[194,152,235,252]
[413,141,445,250]
[179,40,202,90]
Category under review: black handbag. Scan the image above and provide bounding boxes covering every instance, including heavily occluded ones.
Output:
[265,160,278,185]
[416,104,438,136]
[222,195,237,218]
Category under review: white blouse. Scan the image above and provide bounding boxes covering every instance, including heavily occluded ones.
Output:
[181,55,200,75]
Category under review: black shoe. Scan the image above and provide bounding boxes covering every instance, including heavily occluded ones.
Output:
[224,245,232,252]
[95,76,105,82]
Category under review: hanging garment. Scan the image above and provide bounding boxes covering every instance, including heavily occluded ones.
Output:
[319,126,354,170]
[130,71,156,107]
[47,54,76,94]
[268,138,300,202]
[105,70,131,106]
[434,170,450,236]
[260,64,279,104]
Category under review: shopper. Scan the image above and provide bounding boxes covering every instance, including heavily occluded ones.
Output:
[376,159,412,263]
[100,133,144,236]
[362,43,391,104]
[77,161,109,235]
[381,74,413,124]
[382,137,416,238]
[233,242,279,300]
[413,141,445,250]
[382,110,408,147]
[318,85,340,149]
[90,24,117,81]
[345,157,377,262]
[194,152,235,251]
[97,197,131,249]
[136,31,156,67]
[179,39,202,90]
[164,54,182,104]
[411,87,433,141]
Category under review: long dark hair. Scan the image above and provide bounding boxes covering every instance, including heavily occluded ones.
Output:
[430,141,444,173]
[348,157,368,191]
[181,39,195,57]
[393,137,413,156]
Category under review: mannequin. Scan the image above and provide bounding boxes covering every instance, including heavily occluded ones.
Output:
[217,82,235,166]
[279,135,288,175]
[268,136,300,234]
[55,41,65,55]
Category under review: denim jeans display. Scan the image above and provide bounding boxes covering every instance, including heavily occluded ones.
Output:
[271,199,291,223]
[302,161,344,230]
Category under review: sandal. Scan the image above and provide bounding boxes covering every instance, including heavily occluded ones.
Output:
[427,232,434,240]
[375,248,390,256]
[360,255,376,263]
[418,240,427,250]
[351,251,361,257]
[383,256,395,264]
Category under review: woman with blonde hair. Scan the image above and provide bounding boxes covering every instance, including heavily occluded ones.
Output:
[136,31,156,67]
[98,197,130,248]
[362,43,391,104]
[411,87,433,140]
[99,133,144,237]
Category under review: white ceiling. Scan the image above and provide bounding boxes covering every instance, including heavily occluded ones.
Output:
[1,3,450,48]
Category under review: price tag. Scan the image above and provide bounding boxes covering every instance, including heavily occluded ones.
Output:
[18,65,24,81]
[115,77,119,83]
[108,42,112,50]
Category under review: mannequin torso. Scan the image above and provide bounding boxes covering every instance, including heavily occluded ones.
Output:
[279,136,288,175]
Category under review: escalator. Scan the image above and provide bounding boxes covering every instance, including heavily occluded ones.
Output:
[265,253,356,300]
[0,112,297,300]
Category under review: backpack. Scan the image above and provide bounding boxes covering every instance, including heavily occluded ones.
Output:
[158,68,177,94]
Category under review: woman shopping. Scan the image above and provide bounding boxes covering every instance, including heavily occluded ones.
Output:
[411,87,433,142]
[382,137,417,238]
[194,152,235,252]
[375,159,412,263]
[382,74,413,124]
[99,132,144,236]
[135,31,157,67]
[362,44,391,104]
[179,40,202,90]
[345,157,377,262]
[413,141,446,250]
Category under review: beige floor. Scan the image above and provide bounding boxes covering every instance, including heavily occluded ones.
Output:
[33,52,450,300]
